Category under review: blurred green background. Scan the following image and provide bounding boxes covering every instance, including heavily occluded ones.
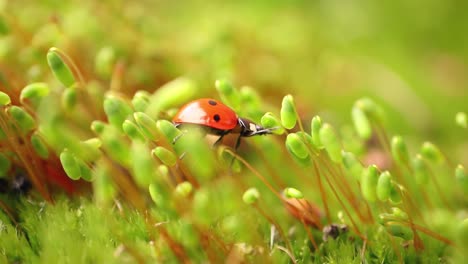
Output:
[1,0,467,161]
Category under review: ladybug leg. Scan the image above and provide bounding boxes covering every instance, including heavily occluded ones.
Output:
[213,135,224,146]
[171,123,186,144]
[226,134,243,170]
[212,130,230,147]
[172,132,185,144]
[234,134,242,151]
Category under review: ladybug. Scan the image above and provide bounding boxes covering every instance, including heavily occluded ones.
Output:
[173,98,273,148]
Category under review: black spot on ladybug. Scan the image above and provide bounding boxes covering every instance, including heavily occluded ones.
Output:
[208,100,217,106]
[213,114,221,122]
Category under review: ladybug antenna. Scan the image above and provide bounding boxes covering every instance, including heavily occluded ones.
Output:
[238,118,275,137]
[256,126,279,135]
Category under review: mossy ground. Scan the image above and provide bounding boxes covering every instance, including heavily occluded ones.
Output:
[1,1,467,263]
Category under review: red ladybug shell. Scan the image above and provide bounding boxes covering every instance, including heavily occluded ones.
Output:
[173,98,238,130]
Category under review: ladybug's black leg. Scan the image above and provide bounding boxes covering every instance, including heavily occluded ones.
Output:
[172,132,185,144]
[172,123,185,144]
[213,131,229,147]
[234,134,242,151]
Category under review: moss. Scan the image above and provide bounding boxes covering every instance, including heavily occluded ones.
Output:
[0,1,466,262]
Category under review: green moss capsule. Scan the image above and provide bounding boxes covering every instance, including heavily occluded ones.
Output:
[342,151,363,181]
[95,46,116,78]
[286,133,309,159]
[8,106,35,133]
[284,187,304,199]
[103,94,133,131]
[280,94,297,129]
[134,112,159,141]
[131,90,151,112]
[177,131,216,180]
[412,155,429,185]
[215,79,241,111]
[285,142,311,166]
[352,104,372,139]
[455,112,467,129]
[391,136,409,165]
[132,142,156,188]
[157,165,169,178]
[361,165,379,202]
[378,208,408,224]
[78,159,93,182]
[355,97,384,122]
[30,132,49,159]
[240,86,262,116]
[377,171,392,201]
[93,161,117,205]
[389,182,402,204]
[0,91,11,106]
[455,165,467,194]
[61,86,77,111]
[175,181,193,197]
[47,47,76,88]
[261,112,284,135]
[420,141,444,164]
[152,146,177,167]
[82,137,102,150]
[100,126,131,167]
[60,150,81,180]
[319,123,342,164]
[122,120,145,141]
[149,182,171,208]
[156,120,182,143]
[242,188,260,204]
[20,82,50,103]
[149,183,163,206]
[90,120,107,135]
[78,138,102,162]
[146,77,198,116]
[310,116,323,149]
[385,223,413,240]
[390,207,408,220]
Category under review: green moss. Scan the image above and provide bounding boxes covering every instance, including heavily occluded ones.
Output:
[0,1,466,262]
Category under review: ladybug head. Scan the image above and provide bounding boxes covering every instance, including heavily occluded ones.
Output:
[238,118,275,137]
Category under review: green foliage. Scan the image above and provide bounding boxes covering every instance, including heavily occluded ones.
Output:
[0,1,466,263]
